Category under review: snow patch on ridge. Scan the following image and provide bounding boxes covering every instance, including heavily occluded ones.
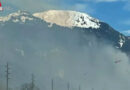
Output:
[0,11,33,23]
[118,35,125,48]
[33,10,100,29]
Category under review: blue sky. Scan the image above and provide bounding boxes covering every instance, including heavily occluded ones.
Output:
[0,0,130,35]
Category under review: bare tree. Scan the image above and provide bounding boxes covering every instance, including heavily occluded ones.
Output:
[20,74,39,90]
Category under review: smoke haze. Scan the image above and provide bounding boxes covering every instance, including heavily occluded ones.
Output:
[0,24,130,90]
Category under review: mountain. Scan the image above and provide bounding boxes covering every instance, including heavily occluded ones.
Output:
[33,10,100,29]
[1,10,130,90]
[0,10,129,55]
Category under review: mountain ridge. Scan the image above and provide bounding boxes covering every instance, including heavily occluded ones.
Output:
[0,10,130,55]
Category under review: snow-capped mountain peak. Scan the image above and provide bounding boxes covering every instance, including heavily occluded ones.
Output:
[33,10,101,29]
[0,10,100,29]
[0,10,34,23]
[0,10,129,52]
